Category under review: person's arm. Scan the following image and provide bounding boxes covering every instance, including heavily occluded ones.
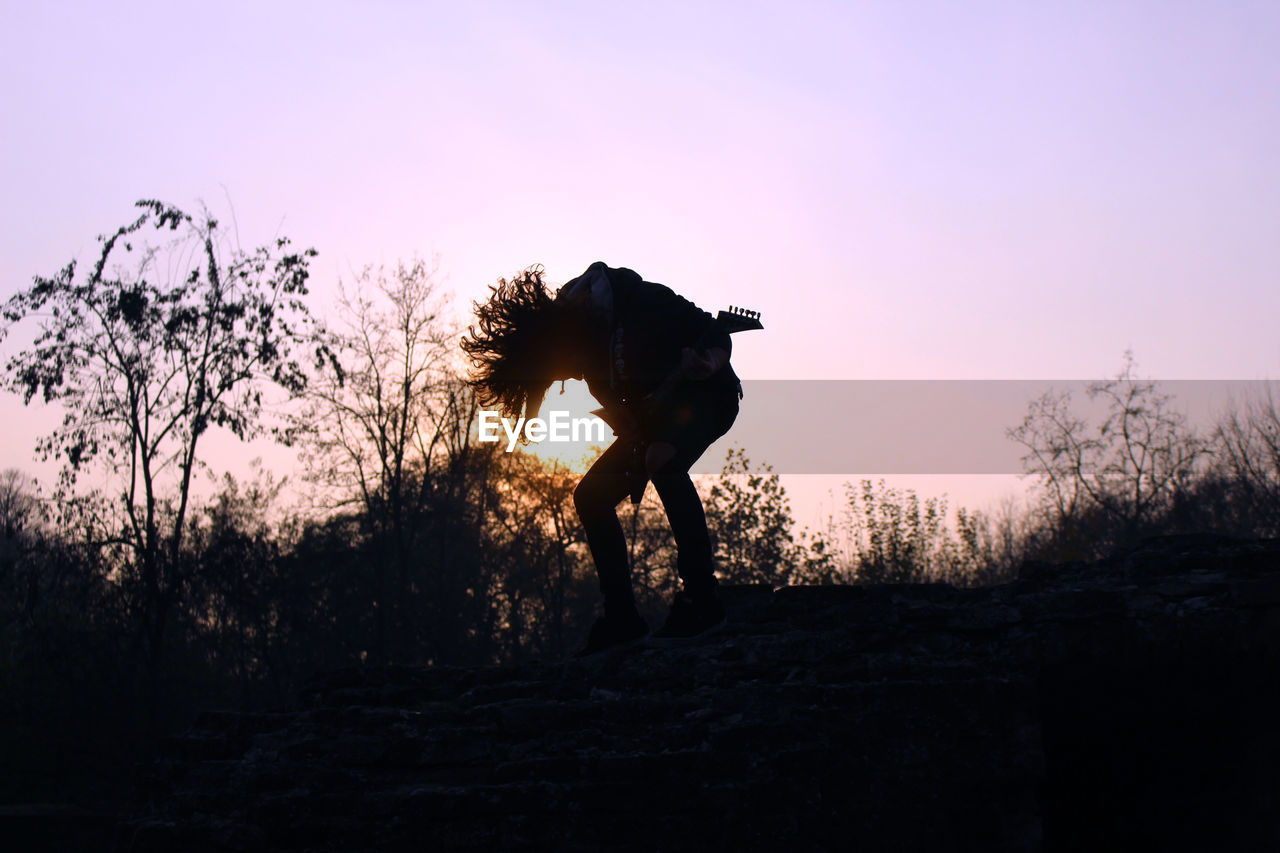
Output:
[678,345,730,380]
[624,279,732,381]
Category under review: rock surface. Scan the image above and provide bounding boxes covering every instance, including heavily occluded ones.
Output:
[117,535,1280,851]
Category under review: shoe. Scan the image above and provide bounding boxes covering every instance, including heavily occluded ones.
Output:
[651,593,727,643]
[577,610,649,657]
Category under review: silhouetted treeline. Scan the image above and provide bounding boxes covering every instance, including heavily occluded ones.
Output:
[0,216,825,807]
[811,354,1280,584]
[2,204,1278,811]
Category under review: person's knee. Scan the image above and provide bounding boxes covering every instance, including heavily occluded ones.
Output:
[573,477,600,519]
[645,442,680,479]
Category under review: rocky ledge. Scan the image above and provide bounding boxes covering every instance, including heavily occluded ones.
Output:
[116,535,1280,852]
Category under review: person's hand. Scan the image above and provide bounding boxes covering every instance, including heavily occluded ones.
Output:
[679,347,726,380]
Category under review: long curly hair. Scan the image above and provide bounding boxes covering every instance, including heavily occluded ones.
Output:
[461,265,564,419]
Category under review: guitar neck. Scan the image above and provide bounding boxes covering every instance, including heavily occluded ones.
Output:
[717,306,764,334]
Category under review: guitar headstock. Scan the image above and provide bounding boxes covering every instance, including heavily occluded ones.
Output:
[716,305,764,334]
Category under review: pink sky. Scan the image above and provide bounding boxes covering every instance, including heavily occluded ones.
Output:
[3,1,1278,518]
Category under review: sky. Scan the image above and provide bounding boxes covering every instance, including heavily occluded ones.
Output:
[2,0,1278,524]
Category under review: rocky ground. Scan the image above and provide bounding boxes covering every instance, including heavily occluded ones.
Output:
[73,536,1280,850]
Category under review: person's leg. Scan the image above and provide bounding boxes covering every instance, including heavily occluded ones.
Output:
[646,442,718,601]
[573,437,642,618]
[645,388,739,603]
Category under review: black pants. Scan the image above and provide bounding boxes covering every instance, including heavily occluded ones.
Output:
[572,384,739,615]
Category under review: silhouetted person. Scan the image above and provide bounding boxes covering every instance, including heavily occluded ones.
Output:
[462,262,741,654]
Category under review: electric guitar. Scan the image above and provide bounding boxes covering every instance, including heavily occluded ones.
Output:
[715,305,765,335]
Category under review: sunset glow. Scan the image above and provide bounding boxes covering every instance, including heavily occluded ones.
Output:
[3,1,1278,517]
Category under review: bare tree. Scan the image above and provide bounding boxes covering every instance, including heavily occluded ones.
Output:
[1211,387,1280,534]
[300,256,458,660]
[0,468,47,627]
[1,200,332,676]
[0,469,38,543]
[1008,352,1208,556]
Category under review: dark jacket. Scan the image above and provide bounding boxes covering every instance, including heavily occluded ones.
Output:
[558,262,739,425]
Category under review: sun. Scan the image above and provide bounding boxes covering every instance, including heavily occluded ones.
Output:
[524,380,614,474]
